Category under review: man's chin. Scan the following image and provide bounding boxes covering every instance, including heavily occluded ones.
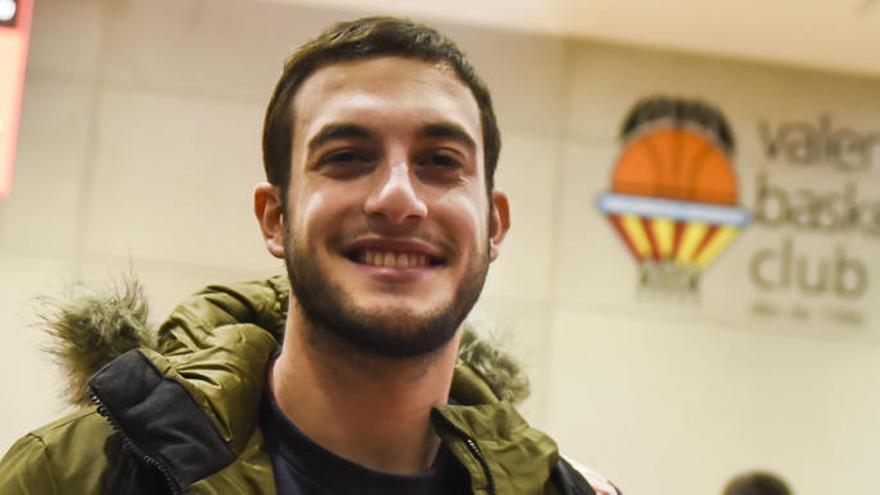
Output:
[348,300,443,326]
[331,326,458,359]
[351,306,452,335]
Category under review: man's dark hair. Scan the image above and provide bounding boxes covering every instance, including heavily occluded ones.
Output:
[723,471,792,495]
[262,16,501,199]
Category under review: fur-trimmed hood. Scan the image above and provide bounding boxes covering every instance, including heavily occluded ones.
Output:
[39,275,530,408]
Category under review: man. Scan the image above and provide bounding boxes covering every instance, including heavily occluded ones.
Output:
[0,16,619,494]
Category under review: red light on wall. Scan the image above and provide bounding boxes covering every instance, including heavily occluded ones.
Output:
[0,0,32,198]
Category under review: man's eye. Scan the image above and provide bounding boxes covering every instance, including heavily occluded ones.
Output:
[322,150,372,165]
[316,150,376,178]
[423,153,462,169]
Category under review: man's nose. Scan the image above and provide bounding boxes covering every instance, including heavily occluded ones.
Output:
[364,162,428,226]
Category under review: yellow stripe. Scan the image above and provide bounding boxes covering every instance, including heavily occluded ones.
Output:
[652,218,675,259]
[694,226,739,270]
[621,215,651,258]
[676,222,707,265]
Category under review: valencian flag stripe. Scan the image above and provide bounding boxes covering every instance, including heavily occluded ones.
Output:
[1,0,33,198]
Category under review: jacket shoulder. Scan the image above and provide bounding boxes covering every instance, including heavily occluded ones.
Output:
[557,456,621,495]
[0,408,117,495]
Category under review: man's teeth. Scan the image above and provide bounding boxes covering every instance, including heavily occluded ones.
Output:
[361,250,429,268]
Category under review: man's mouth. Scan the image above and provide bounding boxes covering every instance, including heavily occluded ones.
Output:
[343,240,446,269]
[358,250,431,268]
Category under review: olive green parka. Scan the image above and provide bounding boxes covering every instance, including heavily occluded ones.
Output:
[0,277,617,495]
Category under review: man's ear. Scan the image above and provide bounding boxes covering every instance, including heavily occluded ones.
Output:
[254,182,286,259]
[488,190,511,262]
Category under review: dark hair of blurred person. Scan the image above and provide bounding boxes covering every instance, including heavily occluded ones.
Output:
[724,471,792,495]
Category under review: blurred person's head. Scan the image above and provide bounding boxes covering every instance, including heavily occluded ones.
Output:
[262,15,501,202]
[723,471,792,495]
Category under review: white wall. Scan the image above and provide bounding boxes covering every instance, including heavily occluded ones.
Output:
[1,0,878,493]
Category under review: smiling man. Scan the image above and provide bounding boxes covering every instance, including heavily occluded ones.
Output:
[0,16,619,494]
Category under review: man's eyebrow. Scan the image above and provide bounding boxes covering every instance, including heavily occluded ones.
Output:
[417,123,477,152]
[307,123,376,153]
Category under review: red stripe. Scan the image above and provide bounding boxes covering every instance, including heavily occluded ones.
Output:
[692,225,719,260]
[609,215,643,262]
[673,221,686,256]
[640,217,661,261]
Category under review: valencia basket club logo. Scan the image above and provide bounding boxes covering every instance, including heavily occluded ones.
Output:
[597,97,751,295]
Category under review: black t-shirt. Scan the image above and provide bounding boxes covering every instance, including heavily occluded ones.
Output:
[259,390,471,494]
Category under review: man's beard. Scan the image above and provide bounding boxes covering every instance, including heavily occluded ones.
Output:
[283,229,489,359]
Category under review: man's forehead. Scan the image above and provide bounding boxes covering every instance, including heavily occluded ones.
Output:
[291,56,482,139]
[297,56,462,95]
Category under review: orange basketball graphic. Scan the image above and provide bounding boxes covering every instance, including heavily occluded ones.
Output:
[612,128,737,205]
[598,97,750,293]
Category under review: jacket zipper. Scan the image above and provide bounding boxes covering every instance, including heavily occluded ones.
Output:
[463,436,496,495]
[433,411,497,495]
[89,390,182,495]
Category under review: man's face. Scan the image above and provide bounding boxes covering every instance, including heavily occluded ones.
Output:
[281,56,507,357]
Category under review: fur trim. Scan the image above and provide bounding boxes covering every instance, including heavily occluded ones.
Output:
[38,276,156,407]
[459,322,531,404]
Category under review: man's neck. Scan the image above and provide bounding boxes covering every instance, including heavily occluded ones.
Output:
[270,300,460,475]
